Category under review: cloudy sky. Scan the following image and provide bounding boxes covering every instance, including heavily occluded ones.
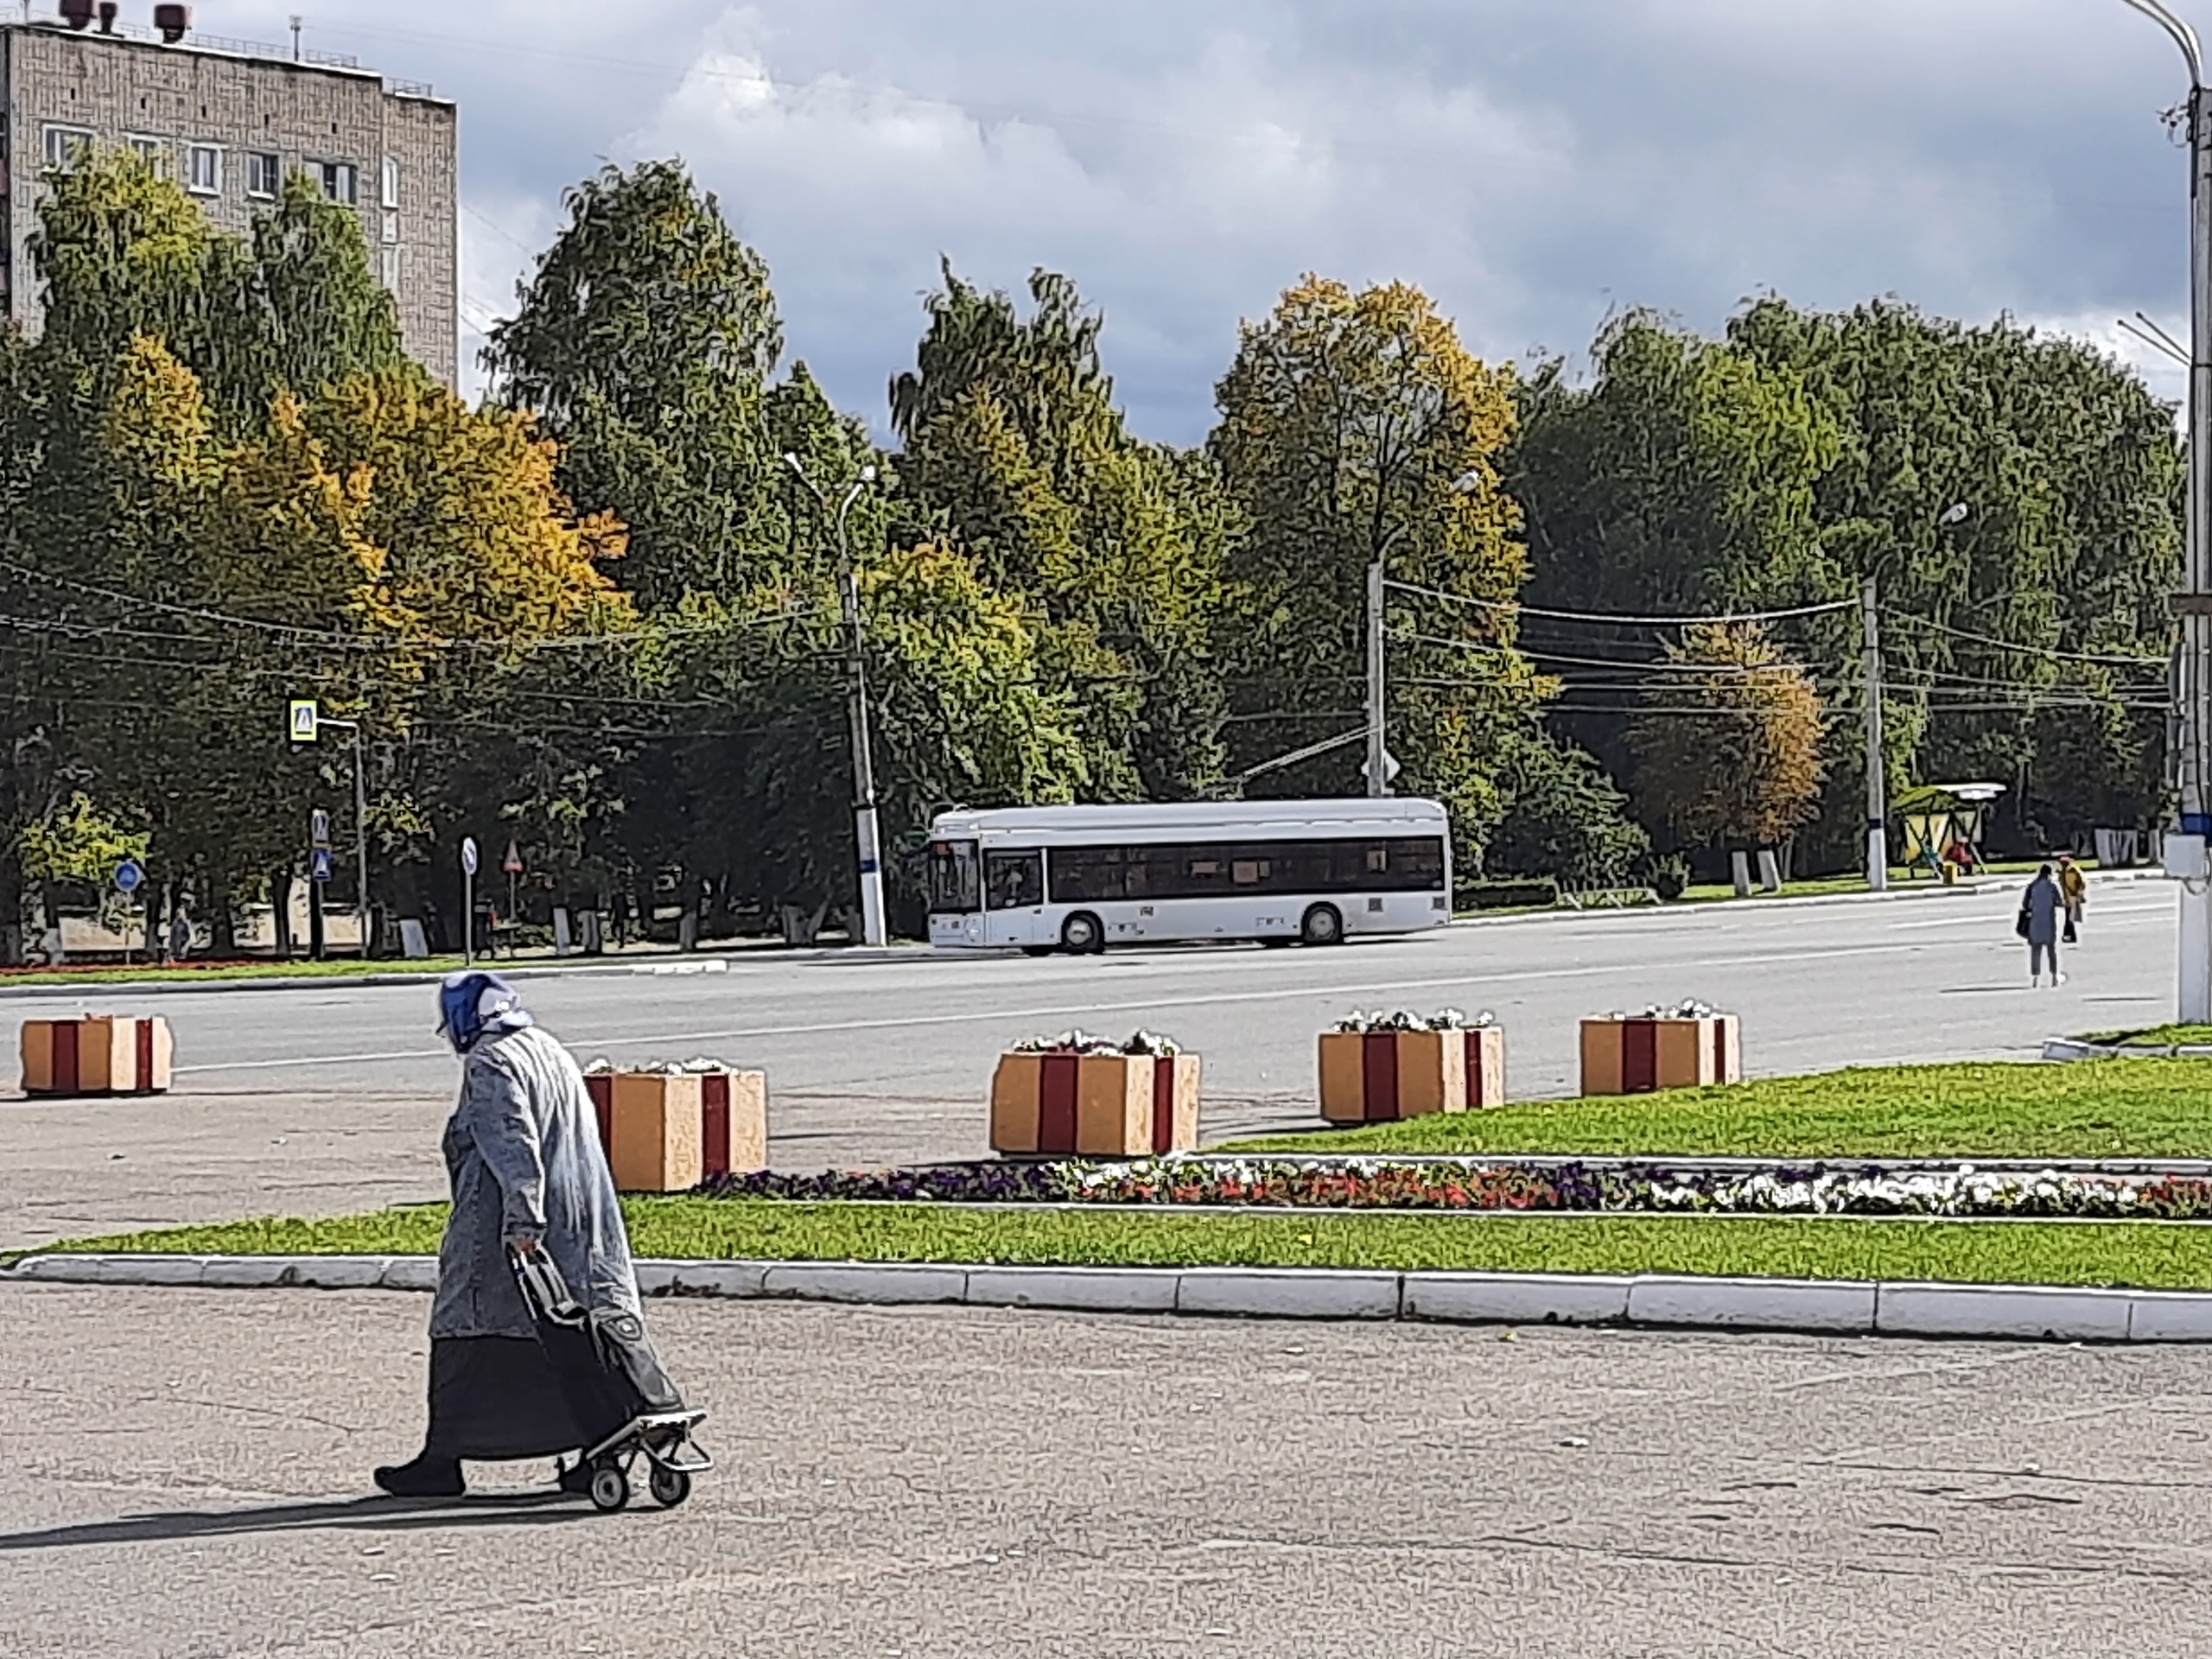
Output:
[185,0,2203,441]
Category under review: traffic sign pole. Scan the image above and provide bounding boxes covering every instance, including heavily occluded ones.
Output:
[461,836,480,968]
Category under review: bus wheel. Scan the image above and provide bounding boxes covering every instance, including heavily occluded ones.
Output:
[1300,904,1344,946]
[1061,912,1105,955]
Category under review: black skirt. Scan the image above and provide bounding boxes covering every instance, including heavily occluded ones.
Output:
[424,1336,588,1462]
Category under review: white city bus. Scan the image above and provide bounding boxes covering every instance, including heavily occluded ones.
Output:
[926,798,1453,954]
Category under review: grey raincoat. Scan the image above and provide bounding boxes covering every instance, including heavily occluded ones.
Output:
[430,1020,641,1339]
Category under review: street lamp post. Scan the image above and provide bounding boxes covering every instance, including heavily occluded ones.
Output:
[1364,471,1485,799]
[784,454,888,949]
[2121,0,2212,1020]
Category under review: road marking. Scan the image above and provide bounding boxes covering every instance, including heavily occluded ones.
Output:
[175,937,1963,1076]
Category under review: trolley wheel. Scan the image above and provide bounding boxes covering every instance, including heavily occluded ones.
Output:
[588,1463,631,1513]
[649,1464,694,1508]
[1060,912,1104,955]
[1300,903,1344,946]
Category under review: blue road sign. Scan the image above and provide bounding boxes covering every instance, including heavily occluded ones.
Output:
[114,858,143,895]
[311,848,334,883]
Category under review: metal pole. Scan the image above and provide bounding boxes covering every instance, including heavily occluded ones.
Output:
[2123,0,2212,1020]
[353,724,370,960]
[835,483,889,948]
[464,861,474,969]
[1862,577,1887,893]
[2183,77,2212,1020]
[1365,560,1388,798]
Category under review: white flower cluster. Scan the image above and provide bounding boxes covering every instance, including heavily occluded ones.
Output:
[1597,1000,1721,1021]
[1332,1007,1498,1033]
[1011,1029,1181,1056]
[1655,1166,2155,1217]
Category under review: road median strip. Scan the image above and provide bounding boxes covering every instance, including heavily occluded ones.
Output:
[6,1249,2208,1342]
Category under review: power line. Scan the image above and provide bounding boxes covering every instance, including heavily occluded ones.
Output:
[1879,607,2169,667]
[1386,578,1854,627]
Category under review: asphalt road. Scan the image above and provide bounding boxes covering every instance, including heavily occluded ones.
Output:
[3,1282,2209,1658]
[0,875,2183,1245]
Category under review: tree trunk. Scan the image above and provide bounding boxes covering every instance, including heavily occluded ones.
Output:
[271,868,295,958]
[208,868,238,956]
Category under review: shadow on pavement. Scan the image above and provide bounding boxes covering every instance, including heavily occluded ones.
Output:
[0,1491,598,1551]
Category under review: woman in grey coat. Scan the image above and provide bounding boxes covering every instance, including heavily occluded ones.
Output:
[2022,864,2065,988]
[374,971,682,1497]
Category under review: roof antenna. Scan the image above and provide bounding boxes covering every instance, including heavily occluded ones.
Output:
[289,14,302,60]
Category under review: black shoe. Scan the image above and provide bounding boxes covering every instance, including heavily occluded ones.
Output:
[374,1455,464,1497]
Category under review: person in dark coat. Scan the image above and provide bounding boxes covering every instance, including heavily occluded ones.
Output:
[2022,864,2065,988]
[374,971,681,1497]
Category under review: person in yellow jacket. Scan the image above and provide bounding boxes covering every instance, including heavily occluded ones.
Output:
[2056,854,2087,944]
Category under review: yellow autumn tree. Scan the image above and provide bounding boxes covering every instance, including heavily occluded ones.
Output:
[1628,622,1827,853]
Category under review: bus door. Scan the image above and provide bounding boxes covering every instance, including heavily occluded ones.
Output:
[983,849,1046,945]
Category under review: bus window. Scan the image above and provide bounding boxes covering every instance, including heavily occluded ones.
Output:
[929,841,981,913]
[986,851,1043,910]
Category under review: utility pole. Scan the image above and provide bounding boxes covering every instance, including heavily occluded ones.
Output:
[784,454,888,947]
[1365,560,1389,798]
[2124,1,2212,1020]
[1862,578,1886,892]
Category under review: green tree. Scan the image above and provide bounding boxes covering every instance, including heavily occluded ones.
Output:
[893,265,1230,800]
[1211,276,1549,868]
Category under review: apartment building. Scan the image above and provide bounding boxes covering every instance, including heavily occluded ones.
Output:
[0,3,457,383]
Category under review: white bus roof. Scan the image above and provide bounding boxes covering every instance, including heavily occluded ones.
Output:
[930,798,1449,842]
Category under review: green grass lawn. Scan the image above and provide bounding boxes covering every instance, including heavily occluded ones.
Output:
[1220,1059,2212,1161]
[20,1198,2212,1289]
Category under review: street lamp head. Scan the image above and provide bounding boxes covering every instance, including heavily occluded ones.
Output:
[1449,469,1484,493]
[780,451,804,475]
[1940,501,1970,526]
[860,464,879,485]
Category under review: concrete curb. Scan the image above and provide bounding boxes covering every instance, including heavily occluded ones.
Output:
[8,1252,2212,1342]
[2043,1037,2212,1063]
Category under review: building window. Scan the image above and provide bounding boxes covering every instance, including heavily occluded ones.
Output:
[247,151,281,199]
[41,125,95,171]
[378,245,402,290]
[381,155,399,210]
[126,137,171,178]
[381,211,399,245]
[318,161,357,206]
[187,145,222,196]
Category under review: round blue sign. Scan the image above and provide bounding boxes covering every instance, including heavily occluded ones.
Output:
[114,858,144,894]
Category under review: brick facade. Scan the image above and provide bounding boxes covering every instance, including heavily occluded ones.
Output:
[0,16,457,384]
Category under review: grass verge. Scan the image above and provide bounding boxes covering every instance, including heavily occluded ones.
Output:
[20,1198,2212,1289]
[0,957,471,987]
[1219,1059,2212,1161]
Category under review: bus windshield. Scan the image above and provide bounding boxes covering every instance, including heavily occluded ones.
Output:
[928,840,981,913]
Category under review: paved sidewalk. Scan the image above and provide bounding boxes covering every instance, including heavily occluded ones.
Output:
[3,1284,2210,1657]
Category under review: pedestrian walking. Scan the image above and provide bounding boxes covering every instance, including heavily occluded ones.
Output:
[165,905,190,964]
[374,971,688,1498]
[2056,853,2087,944]
[2018,864,2065,987]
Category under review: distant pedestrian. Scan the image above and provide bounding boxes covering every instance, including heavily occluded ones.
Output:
[166,906,191,964]
[2056,854,2087,944]
[2019,864,2064,987]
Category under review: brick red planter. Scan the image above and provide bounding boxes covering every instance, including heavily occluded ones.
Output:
[582,1069,767,1191]
[1318,1027,1505,1124]
[19,1016,173,1096]
[1580,1014,1740,1096]
[990,1052,1200,1158]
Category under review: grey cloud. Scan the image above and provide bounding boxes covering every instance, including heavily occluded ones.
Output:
[176,1,2205,435]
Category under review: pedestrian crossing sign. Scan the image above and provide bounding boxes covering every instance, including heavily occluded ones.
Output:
[289,700,319,744]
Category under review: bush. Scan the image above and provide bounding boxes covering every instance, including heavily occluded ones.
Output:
[1487,731,1650,890]
[1642,852,1692,901]
[1456,878,1560,912]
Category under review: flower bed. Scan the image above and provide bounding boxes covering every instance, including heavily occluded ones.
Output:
[699,1156,2212,1221]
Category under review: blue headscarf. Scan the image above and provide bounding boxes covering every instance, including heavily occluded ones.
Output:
[436,970,531,1053]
